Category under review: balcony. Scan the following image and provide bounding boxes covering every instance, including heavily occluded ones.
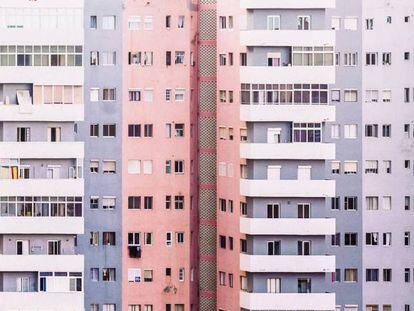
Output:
[241,30,335,47]
[240,66,335,84]
[240,104,335,122]
[0,142,84,159]
[0,217,83,234]
[0,179,84,196]
[0,103,84,121]
[240,291,336,311]
[241,143,335,160]
[240,253,335,273]
[0,292,83,311]
[240,179,335,198]
[240,217,335,235]
[0,67,83,85]
[0,255,83,272]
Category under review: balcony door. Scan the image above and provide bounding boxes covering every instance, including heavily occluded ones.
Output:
[298,240,311,255]
[298,278,312,293]
[47,165,60,179]
[267,128,281,144]
[16,240,29,255]
[16,277,30,292]
[267,278,281,293]
[297,165,311,180]
[267,165,281,180]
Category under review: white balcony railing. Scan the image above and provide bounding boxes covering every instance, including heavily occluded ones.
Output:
[240,291,336,311]
[240,253,335,273]
[240,179,335,198]
[0,255,83,272]
[0,179,84,196]
[240,217,335,235]
[240,0,336,9]
[240,143,335,160]
[0,103,84,121]
[0,217,84,234]
[0,142,84,159]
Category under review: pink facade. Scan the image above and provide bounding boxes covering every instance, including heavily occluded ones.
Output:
[216,1,243,310]
[122,1,199,310]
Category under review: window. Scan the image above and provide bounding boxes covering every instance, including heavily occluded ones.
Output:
[102,268,116,281]
[128,16,141,30]
[90,51,99,65]
[174,160,184,174]
[178,268,185,282]
[365,18,374,30]
[128,124,141,137]
[103,232,116,245]
[404,88,411,103]
[344,17,358,30]
[90,304,99,311]
[345,197,358,210]
[142,160,153,174]
[382,90,391,102]
[165,15,171,28]
[344,161,358,175]
[219,271,226,285]
[102,16,116,30]
[404,232,410,245]
[365,160,378,174]
[293,123,321,143]
[175,196,184,210]
[90,16,97,29]
[103,161,116,174]
[366,232,379,246]
[90,88,99,102]
[90,160,99,173]
[144,16,153,30]
[144,196,153,210]
[366,269,379,282]
[144,232,152,245]
[166,232,172,246]
[344,269,358,282]
[383,232,392,246]
[345,233,358,246]
[331,233,341,246]
[331,124,340,139]
[405,196,411,210]
[143,270,153,282]
[103,88,116,101]
[178,16,185,28]
[331,17,340,30]
[297,16,311,30]
[384,160,392,173]
[386,16,392,23]
[47,240,61,255]
[102,51,116,66]
[128,196,141,209]
[267,241,281,255]
[365,124,378,137]
[267,15,281,30]
[382,52,391,65]
[219,235,226,249]
[90,196,99,209]
[405,268,411,282]
[90,124,99,137]
[219,16,227,29]
[144,306,153,311]
[219,54,226,66]
[366,306,379,311]
[331,161,340,174]
[331,197,340,210]
[331,89,340,102]
[175,89,185,101]
[365,90,378,103]
[103,197,116,210]
[175,51,185,64]
[366,196,379,210]
[103,124,116,137]
[128,53,141,65]
[344,90,358,102]
[17,127,30,142]
[144,124,153,137]
[366,52,378,65]
[383,269,392,282]
[103,305,116,311]
[344,124,357,139]
[143,89,153,102]
[404,52,410,60]
[144,52,153,65]
[128,269,141,283]
[267,203,280,218]
[175,124,184,137]
[344,52,358,66]
[176,232,184,244]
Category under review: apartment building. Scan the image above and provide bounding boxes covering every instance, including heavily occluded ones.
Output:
[0,0,85,310]
[1,1,413,311]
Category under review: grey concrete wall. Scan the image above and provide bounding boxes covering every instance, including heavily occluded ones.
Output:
[1,122,74,142]
[247,9,326,31]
